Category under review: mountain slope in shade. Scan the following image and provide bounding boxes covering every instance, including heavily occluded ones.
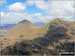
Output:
[1,40,57,55]
[1,18,75,55]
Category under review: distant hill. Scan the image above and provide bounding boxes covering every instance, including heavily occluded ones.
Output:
[1,18,75,55]
[33,22,44,26]
[0,24,16,30]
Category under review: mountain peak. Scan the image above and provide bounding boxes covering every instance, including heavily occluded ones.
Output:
[50,18,63,23]
[18,20,32,24]
[53,18,62,21]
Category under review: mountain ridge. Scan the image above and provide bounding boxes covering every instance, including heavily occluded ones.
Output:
[1,18,75,55]
[3,18,75,39]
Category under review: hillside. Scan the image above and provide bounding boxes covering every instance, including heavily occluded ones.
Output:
[3,20,44,39]
[1,18,75,55]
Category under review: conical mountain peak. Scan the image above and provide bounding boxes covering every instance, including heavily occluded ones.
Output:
[52,18,62,22]
[18,20,32,24]
[43,18,64,28]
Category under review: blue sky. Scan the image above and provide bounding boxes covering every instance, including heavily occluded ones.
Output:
[1,0,25,12]
[1,0,48,16]
[25,5,48,16]
[1,0,74,24]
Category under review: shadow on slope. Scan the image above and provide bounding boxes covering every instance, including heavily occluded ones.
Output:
[1,26,74,55]
[33,25,74,52]
[1,40,55,55]
[33,26,69,46]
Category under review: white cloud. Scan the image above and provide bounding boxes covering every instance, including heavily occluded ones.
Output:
[26,0,74,20]
[8,2,26,12]
[1,12,33,24]
[31,13,55,22]
[1,0,74,24]
[1,11,74,24]
[26,1,49,10]
[1,11,55,24]
[1,12,5,17]
[48,1,74,16]
[34,13,42,16]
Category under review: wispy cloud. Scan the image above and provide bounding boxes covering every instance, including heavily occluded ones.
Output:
[26,1,74,19]
[8,2,26,12]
